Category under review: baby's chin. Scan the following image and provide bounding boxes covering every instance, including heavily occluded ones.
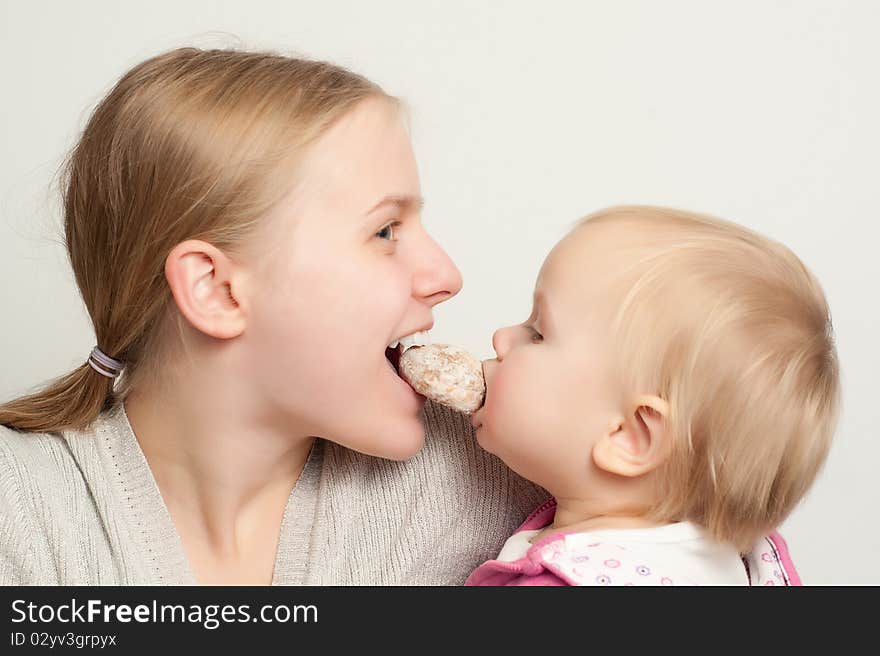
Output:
[473,423,500,456]
[474,423,526,476]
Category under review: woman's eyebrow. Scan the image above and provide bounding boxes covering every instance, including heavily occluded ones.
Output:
[365,194,425,215]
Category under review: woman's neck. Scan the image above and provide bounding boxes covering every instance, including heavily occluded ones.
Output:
[123,381,314,558]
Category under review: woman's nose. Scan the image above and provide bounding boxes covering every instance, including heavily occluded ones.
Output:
[491,325,518,360]
[412,232,463,307]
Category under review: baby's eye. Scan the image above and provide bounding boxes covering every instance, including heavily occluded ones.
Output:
[375,221,401,242]
[527,325,543,343]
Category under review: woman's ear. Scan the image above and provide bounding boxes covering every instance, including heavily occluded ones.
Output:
[165,239,247,340]
[592,395,670,478]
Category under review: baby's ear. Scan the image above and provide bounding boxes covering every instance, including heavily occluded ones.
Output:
[592,396,670,478]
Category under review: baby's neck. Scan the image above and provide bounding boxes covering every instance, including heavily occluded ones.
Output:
[529,500,666,544]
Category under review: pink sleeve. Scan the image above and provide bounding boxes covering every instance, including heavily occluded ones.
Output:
[507,571,569,586]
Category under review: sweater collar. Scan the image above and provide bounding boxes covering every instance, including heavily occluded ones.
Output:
[68,399,323,585]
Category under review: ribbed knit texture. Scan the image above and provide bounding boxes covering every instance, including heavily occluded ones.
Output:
[0,400,547,585]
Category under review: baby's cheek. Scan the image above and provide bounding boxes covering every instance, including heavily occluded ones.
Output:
[486,368,527,431]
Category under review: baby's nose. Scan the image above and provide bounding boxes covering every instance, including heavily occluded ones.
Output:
[491,325,516,360]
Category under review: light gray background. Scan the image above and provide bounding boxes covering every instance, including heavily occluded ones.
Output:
[2,1,877,584]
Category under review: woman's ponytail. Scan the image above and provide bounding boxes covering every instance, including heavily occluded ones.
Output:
[0,362,118,433]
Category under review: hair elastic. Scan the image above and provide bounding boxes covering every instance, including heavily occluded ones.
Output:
[88,346,125,379]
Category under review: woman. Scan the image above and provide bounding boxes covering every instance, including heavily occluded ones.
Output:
[0,47,546,585]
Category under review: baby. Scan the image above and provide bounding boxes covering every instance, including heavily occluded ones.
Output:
[407,205,840,585]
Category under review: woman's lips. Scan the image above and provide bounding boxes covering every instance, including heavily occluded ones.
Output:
[384,351,426,411]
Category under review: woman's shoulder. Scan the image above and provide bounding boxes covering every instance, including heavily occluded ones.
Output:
[0,423,80,485]
[0,424,85,584]
[0,424,99,536]
[0,421,127,584]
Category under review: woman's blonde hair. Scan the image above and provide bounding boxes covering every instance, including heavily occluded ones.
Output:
[1,47,391,434]
[581,205,841,552]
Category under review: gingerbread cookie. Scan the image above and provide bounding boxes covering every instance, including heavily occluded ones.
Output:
[399,343,485,415]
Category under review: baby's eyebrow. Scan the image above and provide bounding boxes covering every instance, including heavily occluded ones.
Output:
[533,291,554,331]
[366,194,425,215]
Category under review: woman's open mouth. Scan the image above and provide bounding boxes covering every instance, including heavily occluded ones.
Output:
[385,346,402,373]
[385,330,432,375]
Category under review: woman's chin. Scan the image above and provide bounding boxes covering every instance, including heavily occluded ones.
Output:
[356,419,426,460]
[333,409,425,460]
[383,392,428,459]
[383,436,425,461]
[321,364,427,459]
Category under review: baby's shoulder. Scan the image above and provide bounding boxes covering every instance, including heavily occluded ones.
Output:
[533,535,687,586]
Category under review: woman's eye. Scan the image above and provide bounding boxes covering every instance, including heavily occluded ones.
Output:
[376,221,401,241]
[527,326,543,343]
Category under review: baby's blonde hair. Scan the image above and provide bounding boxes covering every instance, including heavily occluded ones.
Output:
[580,206,840,552]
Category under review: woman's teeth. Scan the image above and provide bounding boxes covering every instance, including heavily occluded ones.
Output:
[388,331,431,352]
